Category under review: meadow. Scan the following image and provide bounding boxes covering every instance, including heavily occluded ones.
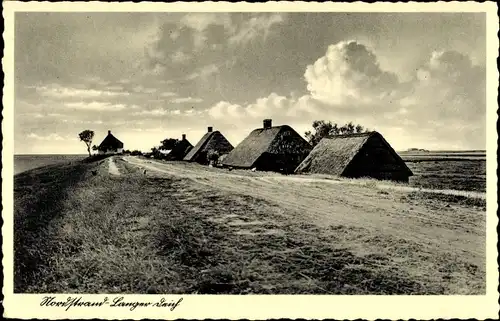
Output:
[406,160,486,192]
[14,154,86,175]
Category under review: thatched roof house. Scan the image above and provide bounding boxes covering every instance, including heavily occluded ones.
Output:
[164,134,193,161]
[222,119,312,173]
[98,130,124,155]
[295,131,413,182]
[183,127,234,164]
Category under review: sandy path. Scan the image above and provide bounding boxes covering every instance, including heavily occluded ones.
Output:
[124,157,485,199]
[108,157,121,176]
[122,157,485,264]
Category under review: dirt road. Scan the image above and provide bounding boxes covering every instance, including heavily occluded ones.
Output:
[108,157,121,176]
[122,156,485,265]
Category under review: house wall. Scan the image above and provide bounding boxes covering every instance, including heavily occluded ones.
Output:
[344,136,410,182]
[98,148,123,155]
[250,128,311,174]
[254,152,309,174]
[193,151,210,165]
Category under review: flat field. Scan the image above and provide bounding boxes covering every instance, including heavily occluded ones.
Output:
[407,160,486,192]
[14,156,486,294]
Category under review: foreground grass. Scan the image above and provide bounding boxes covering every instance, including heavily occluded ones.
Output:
[14,157,485,294]
[149,180,483,294]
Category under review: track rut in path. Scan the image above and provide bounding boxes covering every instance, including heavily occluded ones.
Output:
[122,157,485,264]
[108,157,121,176]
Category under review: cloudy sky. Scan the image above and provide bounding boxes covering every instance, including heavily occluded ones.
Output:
[15,12,486,154]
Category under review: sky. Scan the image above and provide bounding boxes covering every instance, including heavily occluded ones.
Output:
[14,12,487,154]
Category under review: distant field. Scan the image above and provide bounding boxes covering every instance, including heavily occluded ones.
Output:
[399,150,486,155]
[14,154,87,175]
[406,160,486,192]
[399,150,486,162]
[394,151,487,192]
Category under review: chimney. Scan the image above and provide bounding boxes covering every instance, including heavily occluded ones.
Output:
[263,119,272,129]
[108,130,111,135]
[208,126,213,133]
[182,134,186,141]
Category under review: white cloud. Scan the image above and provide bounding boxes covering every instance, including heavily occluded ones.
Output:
[36,84,130,98]
[206,41,486,149]
[66,101,128,111]
[208,101,245,119]
[148,64,167,76]
[106,85,124,91]
[81,76,109,86]
[133,85,158,94]
[207,93,315,124]
[180,13,232,33]
[62,119,104,125]
[398,49,486,147]
[170,30,180,40]
[131,108,184,116]
[179,13,233,50]
[170,96,203,104]
[186,64,219,80]
[171,51,192,64]
[229,13,286,46]
[304,40,399,107]
[160,91,178,98]
[20,112,67,118]
[27,133,66,141]
[132,109,169,116]
[184,109,198,115]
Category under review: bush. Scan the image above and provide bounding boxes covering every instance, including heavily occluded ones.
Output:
[207,150,219,165]
[130,150,143,156]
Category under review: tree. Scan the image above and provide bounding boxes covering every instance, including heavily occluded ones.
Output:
[78,130,95,157]
[151,146,159,156]
[305,120,369,147]
[207,149,219,162]
[91,145,98,156]
[160,138,179,150]
[131,150,142,156]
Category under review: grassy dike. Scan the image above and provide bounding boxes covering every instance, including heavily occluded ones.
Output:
[14,158,106,292]
[14,157,485,294]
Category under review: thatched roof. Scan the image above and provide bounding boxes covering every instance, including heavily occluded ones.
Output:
[295,131,412,177]
[222,125,312,168]
[183,130,233,162]
[98,131,123,151]
[165,139,193,160]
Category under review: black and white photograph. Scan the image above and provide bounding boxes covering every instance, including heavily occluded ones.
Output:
[2,1,498,319]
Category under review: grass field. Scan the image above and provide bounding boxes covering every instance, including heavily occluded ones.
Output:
[399,150,486,159]
[14,156,486,294]
[407,160,486,192]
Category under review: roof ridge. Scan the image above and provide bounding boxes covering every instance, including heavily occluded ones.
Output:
[325,131,378,139]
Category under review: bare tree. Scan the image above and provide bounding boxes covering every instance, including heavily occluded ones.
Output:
[78,130,95,157]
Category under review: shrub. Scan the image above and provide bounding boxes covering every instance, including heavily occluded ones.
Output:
[207,150,219,164]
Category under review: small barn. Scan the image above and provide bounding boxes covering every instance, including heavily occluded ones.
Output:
[183,127,234,164]
[294,131,413,183]
[165,134,193,161]
[98,130,124,155]
[222,119,312,173]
